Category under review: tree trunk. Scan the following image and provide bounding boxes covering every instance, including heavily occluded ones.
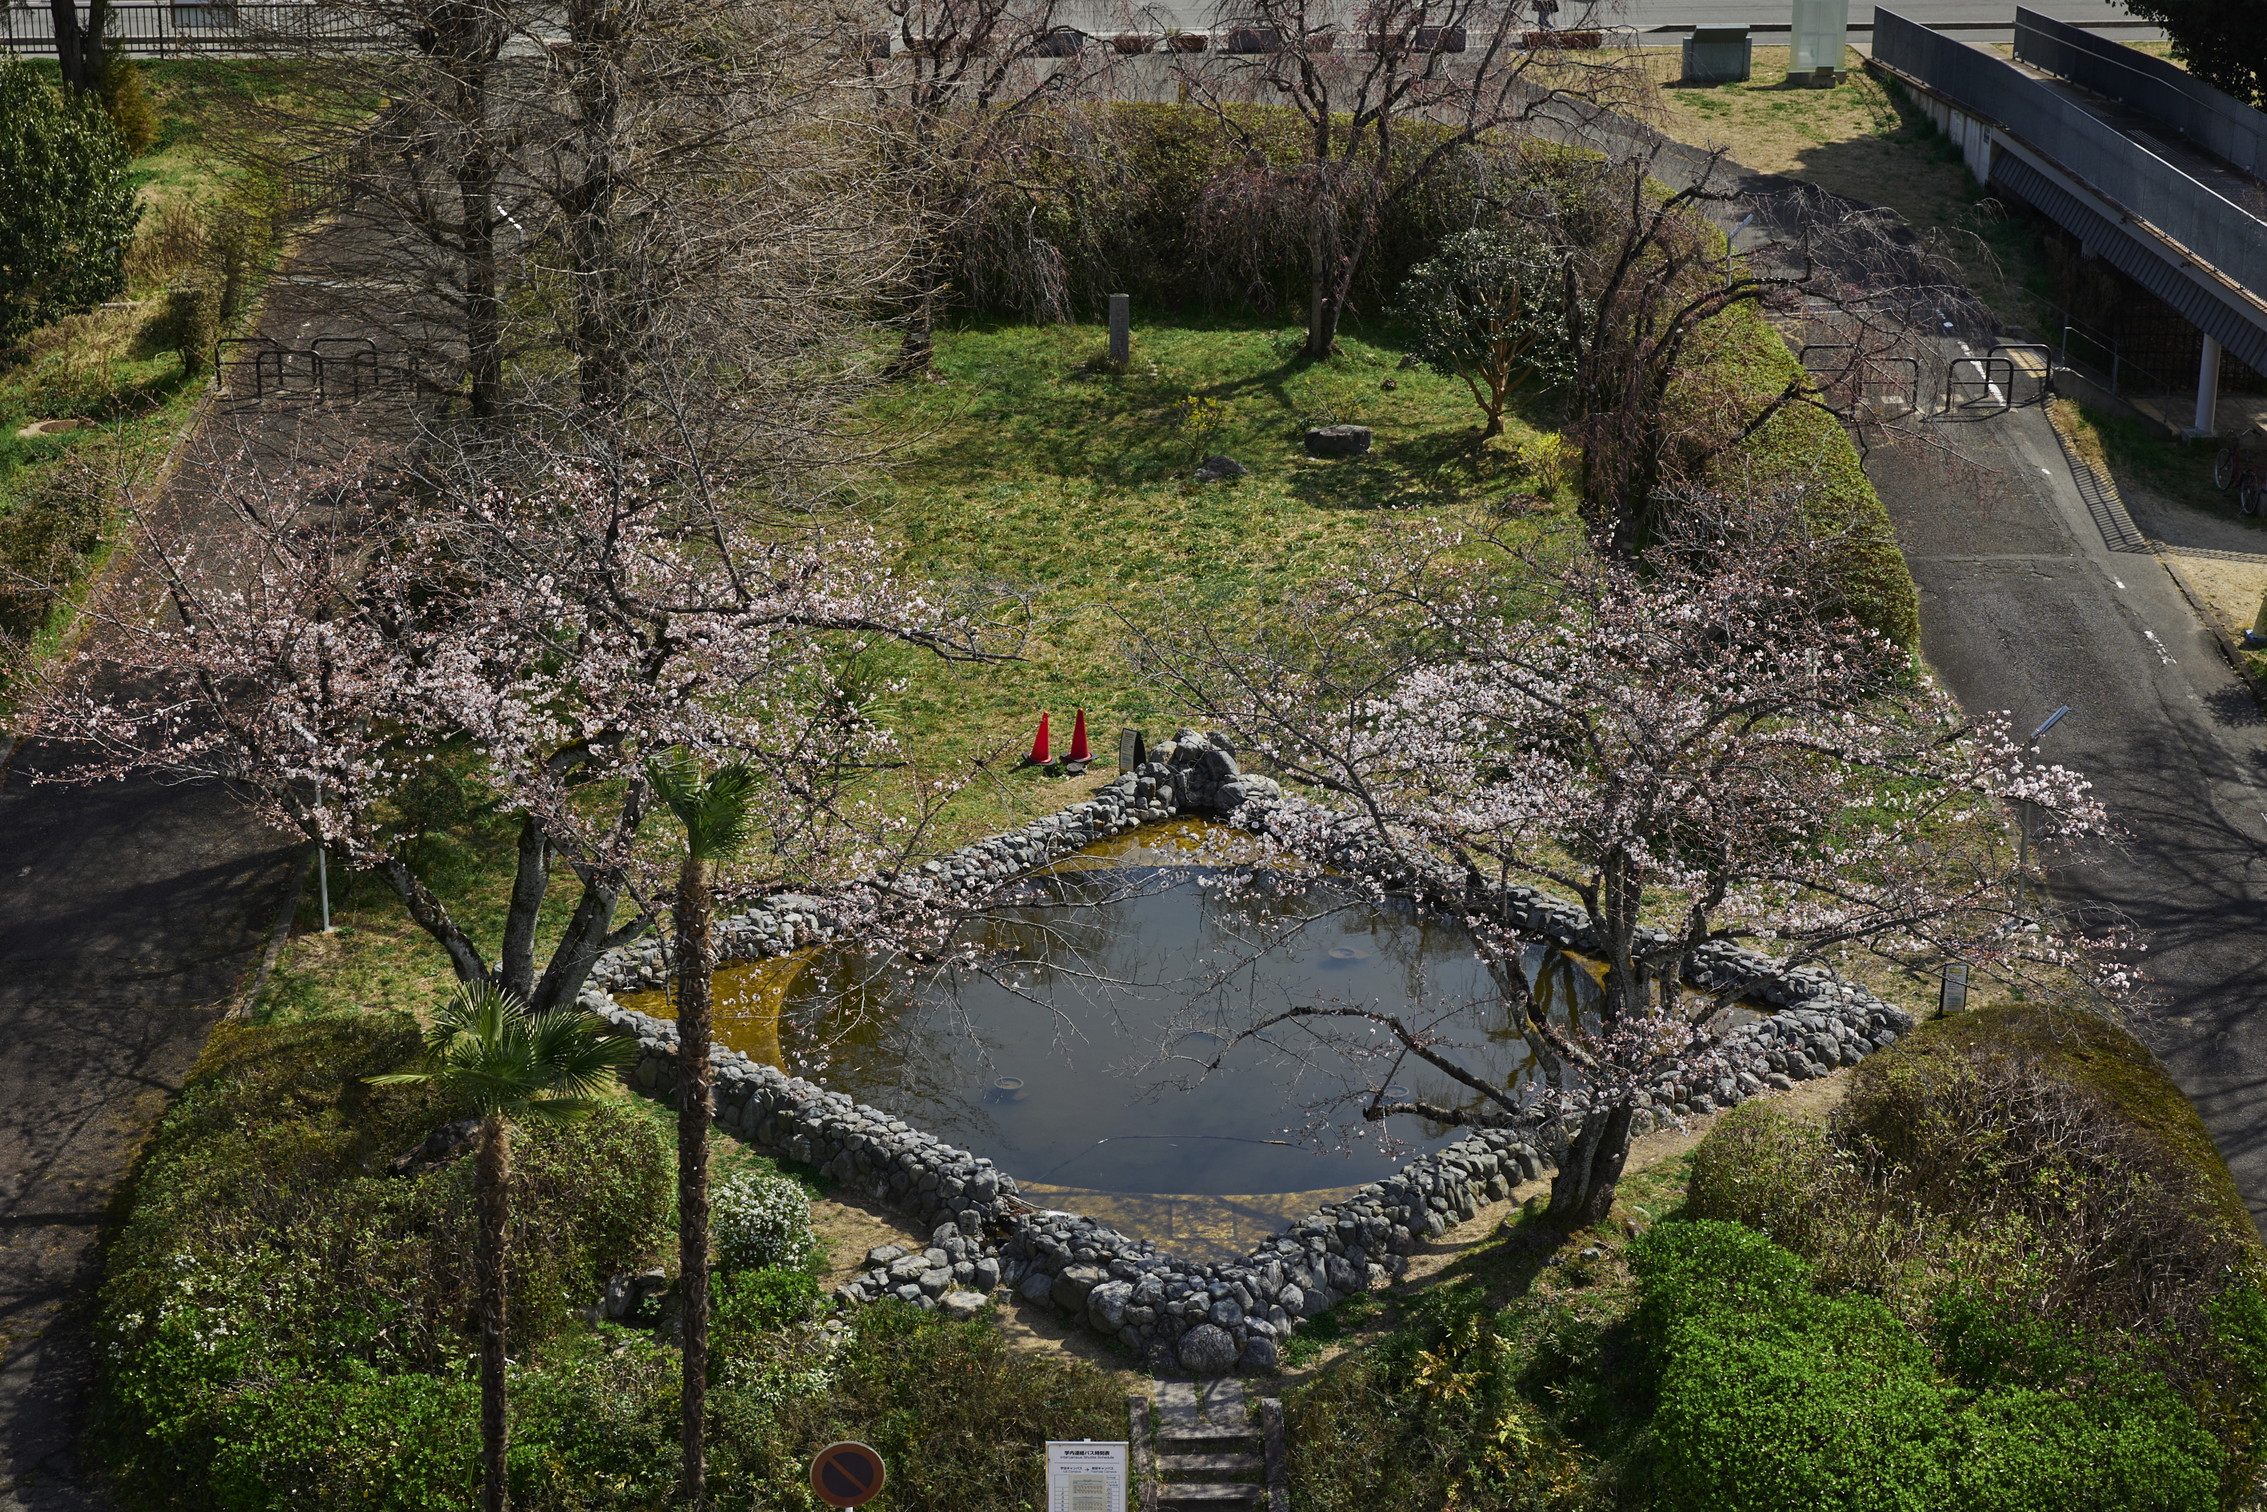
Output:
[1303,212,1342,362]
[893,267,938,379]
[476,1111,512,1512]
[565,0,626,411]
[50,0,84,92]
[1545,1100,1635,1229]
[461,153,503,418]
[674,852,713,1509]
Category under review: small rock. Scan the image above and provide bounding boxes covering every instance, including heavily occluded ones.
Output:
[1018,1271,1056,1305]
[1380,377,1398,391]
[1304,424,1372,458]
[1579,1247,1603,1262]
[865,1244,906,1268]
[939,1289,989,1321]
[1193,454,1248,482]
[1178,1323,1239,1375]
[1238,1334,1280,1373]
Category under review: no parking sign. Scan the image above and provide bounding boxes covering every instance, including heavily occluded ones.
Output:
[810,1442,887,1507]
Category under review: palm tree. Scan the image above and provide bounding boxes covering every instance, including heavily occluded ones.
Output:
[370,986,631,1512]
[645,749,761,1510]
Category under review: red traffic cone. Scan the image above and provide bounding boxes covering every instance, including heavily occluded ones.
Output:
[1027,712,1052,765]
[1067,709,1091,763]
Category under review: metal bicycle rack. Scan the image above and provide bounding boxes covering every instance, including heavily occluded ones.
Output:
[1799,344,1922,419]
[1986,342,2054,408]
[311,335,381,400]
[214,334,404,402]
[1945,355,2018,414]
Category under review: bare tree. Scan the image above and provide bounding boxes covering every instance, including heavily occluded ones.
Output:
[1178,0,1639,360]
[857,0,1110,374]
[1548,146,1981,553]
[1134,498,2121,1225]
[46,0,106,94]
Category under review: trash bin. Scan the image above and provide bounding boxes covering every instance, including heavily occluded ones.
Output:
[1681,25,1751,84]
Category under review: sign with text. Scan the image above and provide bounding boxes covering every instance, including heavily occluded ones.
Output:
[1046,1440,1129,1512]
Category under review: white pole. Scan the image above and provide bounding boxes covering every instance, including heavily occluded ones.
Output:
[2194,335,2223,437]
[315,779,333,932]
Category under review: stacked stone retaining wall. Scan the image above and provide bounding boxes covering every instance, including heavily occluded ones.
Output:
[580,731,1914,1374]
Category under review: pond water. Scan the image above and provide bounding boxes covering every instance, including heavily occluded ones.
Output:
[624,825,1599,1213]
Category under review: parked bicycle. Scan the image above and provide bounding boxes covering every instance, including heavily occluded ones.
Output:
[2215,422,2267,517]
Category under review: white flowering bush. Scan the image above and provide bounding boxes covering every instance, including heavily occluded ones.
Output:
[713,1171,814,1272]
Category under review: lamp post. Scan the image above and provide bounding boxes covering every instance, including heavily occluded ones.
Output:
[2015,705,2070,915]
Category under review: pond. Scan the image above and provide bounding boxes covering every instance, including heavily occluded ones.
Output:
[623,824,1600,1257]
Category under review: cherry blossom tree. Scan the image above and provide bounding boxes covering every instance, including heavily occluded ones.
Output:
[20,459,998,1015]
[1135,499,2120,1226]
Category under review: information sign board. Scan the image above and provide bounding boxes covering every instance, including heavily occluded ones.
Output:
[1046,1440,1129,1512]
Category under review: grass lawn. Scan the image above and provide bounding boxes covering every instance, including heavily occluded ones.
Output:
[853,319,1573,785]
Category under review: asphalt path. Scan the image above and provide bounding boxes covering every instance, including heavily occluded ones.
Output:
[1867,404,2267,1235]
[0,746,300,1512]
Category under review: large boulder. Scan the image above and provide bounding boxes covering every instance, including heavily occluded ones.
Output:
[1303,424,1372,458]
[1050,1264,1108,1313]
[1238,1334,1280,1373]
[1178,1324,1240,1375]
[1087,1279,1135,1331]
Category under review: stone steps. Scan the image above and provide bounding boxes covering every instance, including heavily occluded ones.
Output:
[1145,1381,1283,1512]
[1159,1484,1264,1506]
[1159,1452,1265,1476]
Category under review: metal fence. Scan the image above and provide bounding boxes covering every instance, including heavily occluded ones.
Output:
[0,2,387,55]
[2013,6,2267,179]
[1875,9,2267,308]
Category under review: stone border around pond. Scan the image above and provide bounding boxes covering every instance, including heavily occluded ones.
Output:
[579,731,1915,1376]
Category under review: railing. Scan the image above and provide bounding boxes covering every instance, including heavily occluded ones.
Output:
[1875,9,2267,308]
[2013,6,2267,178]
[0,2,389,55]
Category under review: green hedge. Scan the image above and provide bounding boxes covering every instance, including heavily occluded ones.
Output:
[1691,303,1920,646]
[1632,1220,2229,1512]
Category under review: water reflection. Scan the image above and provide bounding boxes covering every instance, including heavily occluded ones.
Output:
[629,863,1602,1198]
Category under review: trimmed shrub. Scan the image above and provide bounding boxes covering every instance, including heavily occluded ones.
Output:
[0,460,106,643]
[0,58,139,349]
[162,281,219,375]
[712,1169,814,1272]
[1630,1220,2228,1512]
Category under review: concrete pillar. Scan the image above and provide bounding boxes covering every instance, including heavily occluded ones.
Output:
[1108,294,1130,368]
[2194,334,2223,437]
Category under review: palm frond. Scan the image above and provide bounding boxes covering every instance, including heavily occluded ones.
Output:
[365,983,634,1116]
[646,746,761,862]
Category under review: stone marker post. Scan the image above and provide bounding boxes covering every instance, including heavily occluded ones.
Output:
[1119,727,1145,770]
[1108,294,1130,368]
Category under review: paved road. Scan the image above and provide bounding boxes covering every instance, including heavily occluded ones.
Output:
[1096,0,2162,41]
[1867,406,2267,1234]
